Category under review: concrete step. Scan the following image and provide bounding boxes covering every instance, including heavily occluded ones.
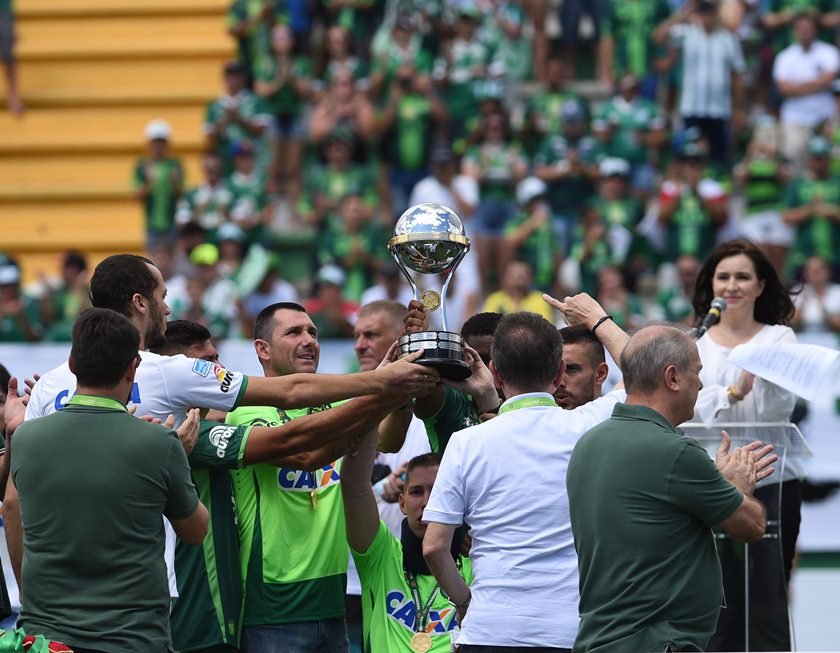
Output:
[17,0,228,19]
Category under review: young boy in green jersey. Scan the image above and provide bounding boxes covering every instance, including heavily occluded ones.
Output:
[343,442,472,653]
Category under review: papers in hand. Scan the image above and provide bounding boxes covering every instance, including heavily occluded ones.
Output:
[728,342,840,401]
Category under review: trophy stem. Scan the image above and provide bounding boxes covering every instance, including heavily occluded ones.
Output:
[391,251,419,301]
[439,247,467,332]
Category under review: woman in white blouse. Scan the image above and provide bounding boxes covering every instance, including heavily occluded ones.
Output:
[691,239,798,652]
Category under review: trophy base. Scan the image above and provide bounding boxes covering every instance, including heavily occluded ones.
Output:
[397,331,472,381]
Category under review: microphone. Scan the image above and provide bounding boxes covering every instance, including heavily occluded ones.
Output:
[693,297,726,339]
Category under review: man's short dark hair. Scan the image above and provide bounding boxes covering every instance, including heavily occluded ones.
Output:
[253,302,307,341]
[492,312,563,390]
[70,309,140,388]
[559,325,606,365]
[89,254,157,317]
[461,312,502,340]
[404,453,442,488]
[151,320,213,356]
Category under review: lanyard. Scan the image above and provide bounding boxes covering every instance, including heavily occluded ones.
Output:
[66,394,128,412]
[498,395,557,414]
[405,571,441,633]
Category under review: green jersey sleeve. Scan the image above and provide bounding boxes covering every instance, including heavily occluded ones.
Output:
[422,387,479,454]
[189,421,253,470]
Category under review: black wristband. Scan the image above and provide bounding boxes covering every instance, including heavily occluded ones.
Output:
[591,315,614,335]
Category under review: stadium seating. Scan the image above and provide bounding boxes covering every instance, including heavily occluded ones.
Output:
[0,0,233,281]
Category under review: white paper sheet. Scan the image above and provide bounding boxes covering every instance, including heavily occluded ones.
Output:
[728,342,840,401]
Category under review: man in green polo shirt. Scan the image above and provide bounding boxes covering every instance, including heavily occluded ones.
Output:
[11,308,208,653]
[226,302,413,652]
[567,325,777,653]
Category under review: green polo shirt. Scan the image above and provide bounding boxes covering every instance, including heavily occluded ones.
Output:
[567,403,743,653]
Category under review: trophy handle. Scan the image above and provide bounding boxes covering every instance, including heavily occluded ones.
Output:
[439,246,467,333]
[390,251,419,301]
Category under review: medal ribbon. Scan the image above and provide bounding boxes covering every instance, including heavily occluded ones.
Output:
[406,571,441,633]
[498,395,557,414]
[66,394,128,412]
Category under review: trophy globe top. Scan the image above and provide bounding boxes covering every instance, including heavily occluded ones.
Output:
[388,203,471,275]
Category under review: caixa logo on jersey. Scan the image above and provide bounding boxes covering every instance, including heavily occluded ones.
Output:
[212,364,234,393]
[386,590,458,633]
[277,461,342,491]
[208,425,235,459]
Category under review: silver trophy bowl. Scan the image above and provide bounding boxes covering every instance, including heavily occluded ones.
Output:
[388,203,472,380]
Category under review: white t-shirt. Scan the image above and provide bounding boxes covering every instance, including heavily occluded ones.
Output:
[408,175,479,220]
[774,40,840,127]
[25,351,246,425]
[793,284,840,333]
[423,390,624,648]
[24,351,247,598]
[691,324,801,479]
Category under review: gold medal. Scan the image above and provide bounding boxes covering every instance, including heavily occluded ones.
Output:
[420,290,441,311]
[410,631,433,652]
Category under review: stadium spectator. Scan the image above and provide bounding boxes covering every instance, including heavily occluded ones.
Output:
[533,99,601,252]
[239,246,300,333]
[591,74,667,196]
[377,59,448,217]
[190,243,240,339]
[133,120,184,248]
[657,142,728,264]
[733,116,792,274]
[318,194,389,303]
[561,0,607,78]
[792,255,840,332]
[0,0,23,116]
[423,307,628,651]
[227,140,271,244]
[408,144,479,223]
[554,324,609,409]
[773,12,840,167]
[11,308,209,653]
[782,135,840,278]
[175,152,234,239]
[304,265,358,338]
[309,68,376,145]
[504,177,561,293]
[483,259,554,321]
[369,13,432,100]
[598,0,671,96]
[226,0,285,81]
[255,24,312,200]
[594,265,643,330]
[37,251,90,342]
[654,254,701,324]
[204,60,273,175]
[462,110,528,291]
[0,255,41,343]
[359,262,413,307]
[568,324,775,653]
[658,0,747,167]
[298,126,378,231]
[521,55,580,155]
[216,222,248,277]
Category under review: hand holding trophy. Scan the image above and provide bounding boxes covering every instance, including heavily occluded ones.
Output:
[388,203,472,380]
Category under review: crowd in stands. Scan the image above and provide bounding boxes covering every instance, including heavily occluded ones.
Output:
[6,0,840,342]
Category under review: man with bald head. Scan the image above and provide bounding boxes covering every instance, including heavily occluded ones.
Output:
[567,325,778,653]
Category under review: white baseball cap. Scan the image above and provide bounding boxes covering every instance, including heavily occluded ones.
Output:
[145,119,172,141]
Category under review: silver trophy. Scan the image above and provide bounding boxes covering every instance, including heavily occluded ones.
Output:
[388,203,472,380]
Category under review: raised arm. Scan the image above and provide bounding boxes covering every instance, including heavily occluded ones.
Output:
[243,352,439,408]
[341,426,381,553]
[245,393,408,470]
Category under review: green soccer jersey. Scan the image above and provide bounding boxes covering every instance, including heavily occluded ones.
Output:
[479,0,530,80]
[204,92,273,171]
[602,0,671,78]
[743,158,783,215]
[255,55,312,116]
[436,37,492,123]
[503,210,559,292]
[422,387,480,454]
[133,157,184,234]
[372,39,433,95]
[384,94,435,171]
[569,226,627,296]
[318,223,390,303]
[533,135,601,218]
[525,90,582,140]
[352,522,473,653]
[172,422,253,652]
[592,96,665,166]
[663,191,719,263]
[297,164,379,233]
[226,403,348,625]
[463,142,527,201]
[784,174,840,268]
[176,183,234,233]
[768,0,833,50]
[226,0,287,75]
[228,170,268,233]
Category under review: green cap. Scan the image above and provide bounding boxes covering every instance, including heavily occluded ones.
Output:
[190,243,220,266]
